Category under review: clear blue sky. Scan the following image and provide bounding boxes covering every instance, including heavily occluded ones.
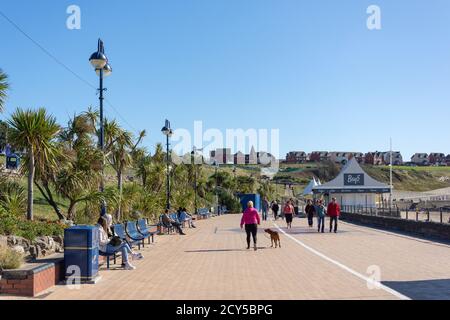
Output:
[1,0,449,160]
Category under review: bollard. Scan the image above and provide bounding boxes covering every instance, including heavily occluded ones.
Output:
[406,209,408,220]
[440,208,443,224]
[427,210,430,222]
[416,210,419,221]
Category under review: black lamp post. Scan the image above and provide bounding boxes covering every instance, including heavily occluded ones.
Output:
[191,146,203,215]
[89,38,112,217]
[161,120,173,210]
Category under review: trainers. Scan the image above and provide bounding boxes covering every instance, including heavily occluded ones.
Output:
[132,253,143,260]
[124,262,136,270]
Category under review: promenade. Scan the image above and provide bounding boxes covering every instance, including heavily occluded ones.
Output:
[5,214,450,300]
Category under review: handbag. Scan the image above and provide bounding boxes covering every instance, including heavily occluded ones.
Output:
[109,236,122,247]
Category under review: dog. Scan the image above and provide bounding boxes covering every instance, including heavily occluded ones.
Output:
[264,229,281,248]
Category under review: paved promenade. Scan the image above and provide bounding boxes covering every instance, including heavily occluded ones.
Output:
[5,214,450,300]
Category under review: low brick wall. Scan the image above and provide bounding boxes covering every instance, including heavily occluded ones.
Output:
[0,255,64,297]
[340,212,450,241]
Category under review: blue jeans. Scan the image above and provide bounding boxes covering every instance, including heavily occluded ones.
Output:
[317,216,325,232]
[262,209,268,221]
[106,243,132,263]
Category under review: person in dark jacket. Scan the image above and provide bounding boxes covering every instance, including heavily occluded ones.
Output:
[271,201,280,220]
[327,197,341,233]
[305,199,316,228]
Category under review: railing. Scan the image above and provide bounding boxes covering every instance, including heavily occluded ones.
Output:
[341,205,450,224]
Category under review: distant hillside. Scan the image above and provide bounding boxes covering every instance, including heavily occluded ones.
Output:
[275,162,450,192]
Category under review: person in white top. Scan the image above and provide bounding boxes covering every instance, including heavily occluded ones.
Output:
[97,215,143,270]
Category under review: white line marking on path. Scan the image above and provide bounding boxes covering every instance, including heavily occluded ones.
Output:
[273,222,411,300]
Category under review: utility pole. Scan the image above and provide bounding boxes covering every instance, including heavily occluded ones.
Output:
[390,137,393,208]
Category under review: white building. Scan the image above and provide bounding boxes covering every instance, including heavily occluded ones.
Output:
[411,153,429,166]
[312,157,391,208]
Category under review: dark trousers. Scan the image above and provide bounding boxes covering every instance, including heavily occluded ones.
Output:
[273,210,278,220]
[245,224,258,247]
[329,216,338,232]
[307,213,314,227]
[171,222,183,234]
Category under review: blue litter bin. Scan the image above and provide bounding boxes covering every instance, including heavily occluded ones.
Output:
[64,225,100,283]
[6,154,20,170]
[238,194,261,212]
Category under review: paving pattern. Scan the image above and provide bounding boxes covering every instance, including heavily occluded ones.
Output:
[3,214,450,300]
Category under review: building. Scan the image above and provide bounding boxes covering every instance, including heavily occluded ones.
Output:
[309,151,330,162]
[285,151,307,164]
[329,152,364,165]
[428,153,446,165]
[312,157,391,208]
[210,148,232,165]
[411,153,429,166]
[446,155,450,166]
[233,147,276,165]
[383,151,403,165]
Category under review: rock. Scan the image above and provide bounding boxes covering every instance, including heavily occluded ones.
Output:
[0,235,7,247]
[11,245,25,255]
[29,245,41,259]
[52,235,64,246]
[7,235,19,246]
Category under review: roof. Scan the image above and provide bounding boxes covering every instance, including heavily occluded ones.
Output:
[312,158,391,194]
[302,177,321,196]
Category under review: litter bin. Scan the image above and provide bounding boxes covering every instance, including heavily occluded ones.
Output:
[64,225,100,283]
[6,154,20,170]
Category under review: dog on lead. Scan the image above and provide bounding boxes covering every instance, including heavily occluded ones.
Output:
[264,229,281,248]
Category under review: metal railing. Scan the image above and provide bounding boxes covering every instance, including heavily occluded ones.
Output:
[341,205,450,224]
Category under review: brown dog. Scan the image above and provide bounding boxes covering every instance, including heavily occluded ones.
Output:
[264,229,281,248]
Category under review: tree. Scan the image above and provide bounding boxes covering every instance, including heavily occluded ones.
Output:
[7,108,60,220]
[104,119,145,220]
[0,69,9,112]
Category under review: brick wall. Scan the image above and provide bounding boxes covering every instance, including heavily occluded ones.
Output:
[0,260,64,297]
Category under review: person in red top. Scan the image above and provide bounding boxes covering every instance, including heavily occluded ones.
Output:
[240,201,261,251]
[283,200,295,229]
[327,197,341,233]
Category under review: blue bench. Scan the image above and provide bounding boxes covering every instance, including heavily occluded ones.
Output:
[137,219,157,243]
[158,214,175,234]
[113,223,142,250]
[125,221,148,247]
[99,250,120,269]
[197,208,210,219]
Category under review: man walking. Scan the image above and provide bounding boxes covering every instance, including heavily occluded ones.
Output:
[262,197,270,221]
[271,200,280,220]
[327,197,341,233]
[305,199,316,228]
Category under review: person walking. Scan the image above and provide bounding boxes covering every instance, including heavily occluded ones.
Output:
[315,199,326,233]
[262,197,270,221]
[283,200,295,229]
[305,199,316,228]
[240,201,261,251]
[327,197,341,233]
[271,200,280,220]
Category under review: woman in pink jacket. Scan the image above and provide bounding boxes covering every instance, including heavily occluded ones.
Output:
[240,201,261,251]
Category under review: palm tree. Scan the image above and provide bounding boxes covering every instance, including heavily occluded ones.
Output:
[0,69,9,112]
[7,108,60,220]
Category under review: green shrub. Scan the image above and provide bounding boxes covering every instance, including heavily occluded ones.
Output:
[0,245,23,270]
[0,211,66,241]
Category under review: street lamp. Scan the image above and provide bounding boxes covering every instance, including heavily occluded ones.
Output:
[89,38,112,217]
[213,160,220,215]
[161,119,173,210]
[191,146,203,215]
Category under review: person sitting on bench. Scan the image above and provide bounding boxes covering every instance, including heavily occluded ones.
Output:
[162,210,186,235]
[97,215,143,270]
[179,207,196,228]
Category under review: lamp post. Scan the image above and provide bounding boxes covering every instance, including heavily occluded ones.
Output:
[89,38,112,217]
[161,120,173,210]
[191,146,203,215]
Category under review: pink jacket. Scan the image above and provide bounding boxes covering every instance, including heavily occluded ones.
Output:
[240,207,261,227]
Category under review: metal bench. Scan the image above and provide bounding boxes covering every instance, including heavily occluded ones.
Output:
[99,250,120,269]
[113,223,141,250]
[158,214,175,234]
[125,221,148,247]
[137,219,157,243]
[197,208,210,219]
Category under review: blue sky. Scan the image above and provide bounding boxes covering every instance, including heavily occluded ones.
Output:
[1,0,449,159]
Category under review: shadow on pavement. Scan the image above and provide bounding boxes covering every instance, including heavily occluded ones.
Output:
[382,279,450,300]
[185,247,269,253]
